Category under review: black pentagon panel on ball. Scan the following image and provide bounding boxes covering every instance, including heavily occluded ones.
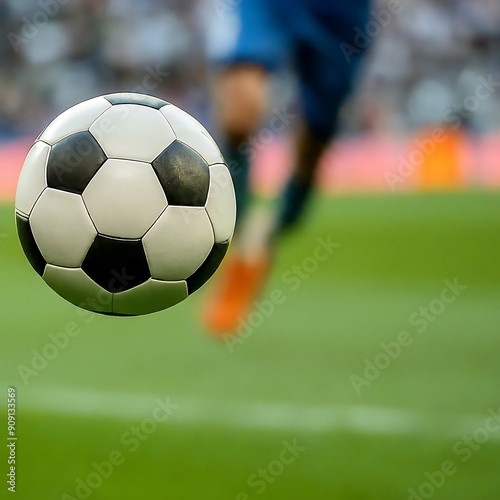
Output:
[47,131,107,194]
[104,93,169,110]
[152,140,210,206]
[186,241,229,295]
[16,212,47,276]
[82,235,151,293]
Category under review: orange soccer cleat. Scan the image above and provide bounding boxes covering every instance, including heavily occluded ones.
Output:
[202,251,271,336]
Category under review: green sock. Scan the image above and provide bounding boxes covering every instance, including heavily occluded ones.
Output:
[276,172,315,234]
[223,143,251,225]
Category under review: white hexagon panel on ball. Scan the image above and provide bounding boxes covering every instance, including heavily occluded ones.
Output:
[15,141,50,217]
[90,104,176,163]
[143,206,215,281]
[83,159,168,239]
[205,164,236,244]
[113,279,188,316]
[29,189,97,268]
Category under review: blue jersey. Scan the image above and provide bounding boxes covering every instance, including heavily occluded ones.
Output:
[268,0,370,62]
[259,0,369,19]
[214,0,371,138]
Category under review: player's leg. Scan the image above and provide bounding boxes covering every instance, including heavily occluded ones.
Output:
[203,0,287,334]
[277,124,330,232]
[275,6,370,235]
[215,63,269,223]
[203,65,271,334]
[204,2,370,335]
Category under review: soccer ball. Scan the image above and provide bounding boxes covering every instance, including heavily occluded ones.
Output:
[15,93,236,316]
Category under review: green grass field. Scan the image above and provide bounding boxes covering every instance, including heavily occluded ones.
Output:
[1,191,500,500]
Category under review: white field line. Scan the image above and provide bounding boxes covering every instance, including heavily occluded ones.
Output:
[18,385,500,441]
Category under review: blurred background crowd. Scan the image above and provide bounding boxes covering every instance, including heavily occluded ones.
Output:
[0,0,499,140]
[0,0,207,138]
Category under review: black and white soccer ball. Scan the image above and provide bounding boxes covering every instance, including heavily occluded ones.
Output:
[15,93,236,316]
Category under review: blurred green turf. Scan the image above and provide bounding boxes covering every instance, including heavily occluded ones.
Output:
[1,191,499,500]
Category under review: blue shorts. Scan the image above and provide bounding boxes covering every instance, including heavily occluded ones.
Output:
[214,0,370,139]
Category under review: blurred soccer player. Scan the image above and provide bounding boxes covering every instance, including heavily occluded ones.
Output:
[204,0,370,334]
